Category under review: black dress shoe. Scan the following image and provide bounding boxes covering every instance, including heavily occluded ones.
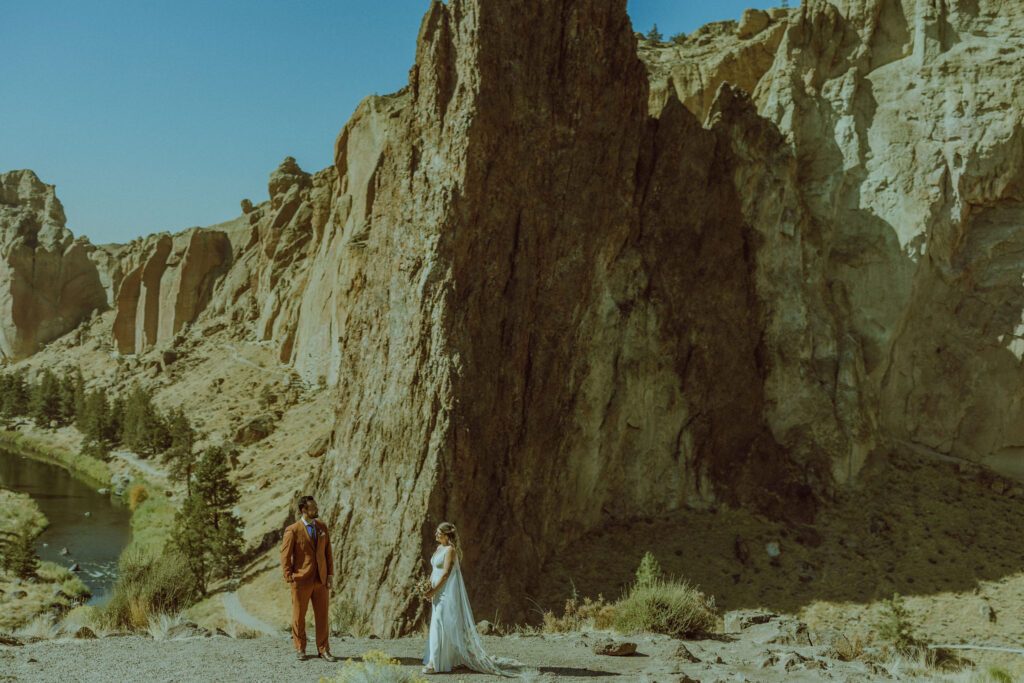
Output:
[319,651,338,662]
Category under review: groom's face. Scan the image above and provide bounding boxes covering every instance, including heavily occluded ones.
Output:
[303,500,319,519]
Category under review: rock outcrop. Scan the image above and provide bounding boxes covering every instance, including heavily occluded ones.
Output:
[0,170,107,359]
[309,0,847,634]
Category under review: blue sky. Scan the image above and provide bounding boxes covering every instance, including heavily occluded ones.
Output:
[1,1,783,244]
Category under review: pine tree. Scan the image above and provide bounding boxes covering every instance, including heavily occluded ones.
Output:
[171,446,244,594]
[29,369,62,426]
[163,408,197,497]
[122,385,170,458]
[79,388,115,461]
[0,369,30,418]
[57,368,83,427]
[646,24,663,41]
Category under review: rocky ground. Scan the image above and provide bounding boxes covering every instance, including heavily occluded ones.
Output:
[0,612,974,682]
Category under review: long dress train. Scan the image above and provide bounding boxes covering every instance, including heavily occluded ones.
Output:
[423,546,525,676]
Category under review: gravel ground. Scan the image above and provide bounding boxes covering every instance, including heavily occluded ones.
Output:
[0,627,921,681]
[0,633,662,682]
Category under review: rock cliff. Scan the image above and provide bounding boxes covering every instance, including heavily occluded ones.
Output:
[0,170,107,359]
[5,0,1024,636]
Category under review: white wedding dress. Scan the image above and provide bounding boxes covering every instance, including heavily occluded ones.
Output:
[423,545,524,676]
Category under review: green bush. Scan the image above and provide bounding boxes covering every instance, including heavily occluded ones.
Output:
[102,549,199,630]
[635,551,663,587]
[875,593,920,655]
[0,529,39,578]
[613,578,716,638]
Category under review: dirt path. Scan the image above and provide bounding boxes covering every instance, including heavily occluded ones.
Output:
[221,591,279,636]
[110,449,166,480]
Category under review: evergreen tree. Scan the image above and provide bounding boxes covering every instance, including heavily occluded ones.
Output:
[163,408,197,497]
[171,446,244,593]
[0,369,30,418]
[121,385,170,458]
[0,530,39,578]
[646,24,663,41]
[79,387,115,461]
[57,368,83,427]
[29,369,63,426]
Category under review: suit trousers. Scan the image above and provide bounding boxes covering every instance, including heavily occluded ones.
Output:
[291,576,329,653]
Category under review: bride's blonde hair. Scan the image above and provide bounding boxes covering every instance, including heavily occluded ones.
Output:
[438,522,463,561]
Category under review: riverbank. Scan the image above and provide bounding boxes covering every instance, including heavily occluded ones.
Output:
[0,424,177,554]
[0,427,109,490]
[0,489,90,631]
[0,425,180,630]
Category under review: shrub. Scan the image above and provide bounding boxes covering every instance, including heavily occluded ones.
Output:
[129,485,149,510]
[635,551,663,587]
[543,595,615,633]
[612,578,716,638]
[670,32,686,45]
[646,24,663,41]
[322,650,426,683]
[330,600,373,637]
[102,549,198,630]
[875,593,920,655]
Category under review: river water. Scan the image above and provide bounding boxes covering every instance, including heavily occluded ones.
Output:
[0,450,132,602]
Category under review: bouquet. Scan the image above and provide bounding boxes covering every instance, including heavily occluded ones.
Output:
[414,575,433,600]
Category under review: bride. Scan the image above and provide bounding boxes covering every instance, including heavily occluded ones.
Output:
[421,522,524,676]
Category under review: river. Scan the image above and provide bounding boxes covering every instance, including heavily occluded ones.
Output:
[0,450,131,602]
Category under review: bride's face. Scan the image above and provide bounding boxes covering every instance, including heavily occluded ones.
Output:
[435,528,449,545]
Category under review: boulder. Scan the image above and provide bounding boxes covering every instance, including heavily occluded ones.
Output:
[234,415,275,445]
[672,643,701,663]
[73,626,97,639]
[724,610,777,633]
[591,639,637,656]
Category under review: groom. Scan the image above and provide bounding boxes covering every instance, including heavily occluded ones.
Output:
[281,495,336,662]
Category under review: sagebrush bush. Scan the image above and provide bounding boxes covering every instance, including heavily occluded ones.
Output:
[612,578,717,638]
[542,595,615,633]
[323,650,426,683]
[102,549,198,629]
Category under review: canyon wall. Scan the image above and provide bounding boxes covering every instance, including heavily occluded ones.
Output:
[4,0,1024,633]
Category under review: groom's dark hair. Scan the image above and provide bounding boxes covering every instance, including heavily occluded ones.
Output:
[298,495,316,513]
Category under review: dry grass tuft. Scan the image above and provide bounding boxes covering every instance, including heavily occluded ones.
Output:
[543,595,615,633]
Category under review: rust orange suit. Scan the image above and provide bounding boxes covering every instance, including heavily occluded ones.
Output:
[281,518,334,653]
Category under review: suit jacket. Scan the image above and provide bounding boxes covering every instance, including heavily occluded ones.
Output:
[281,518,334,584]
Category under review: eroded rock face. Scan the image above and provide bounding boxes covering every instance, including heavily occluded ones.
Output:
[112,228,232,354]
[305,0,845,635]
[0,170,107,359]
